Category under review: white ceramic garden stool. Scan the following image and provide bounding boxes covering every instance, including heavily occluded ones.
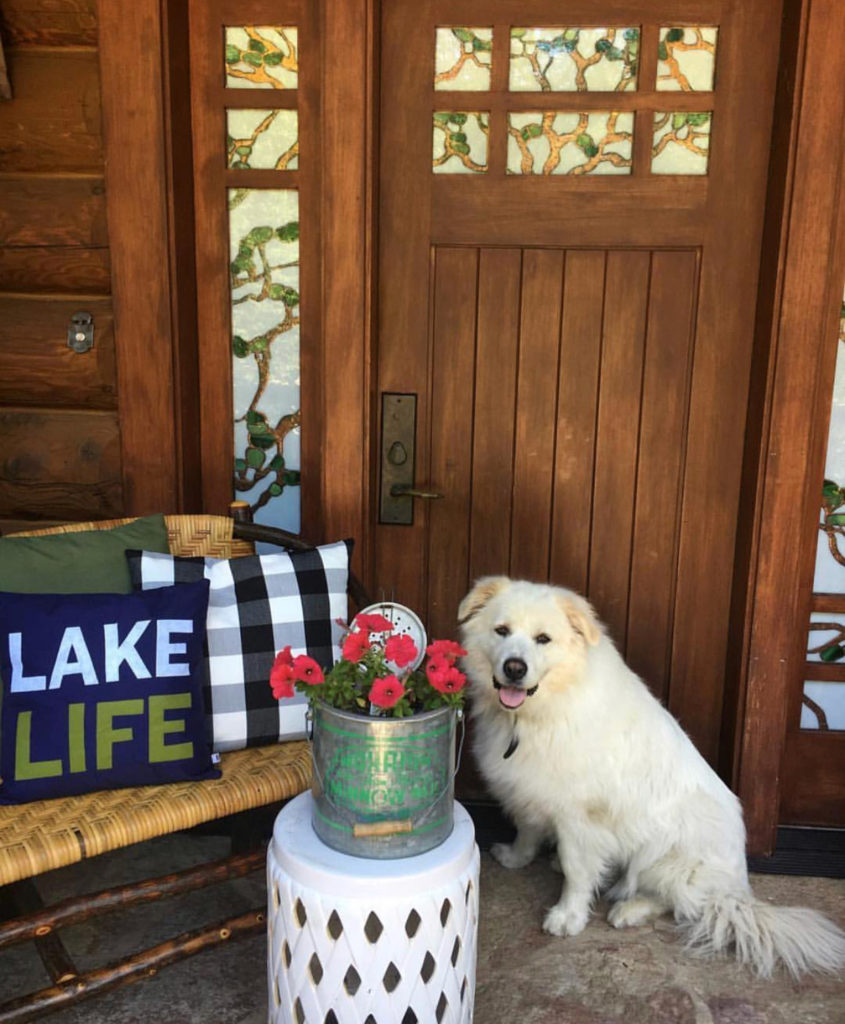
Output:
[266,791,480,1024]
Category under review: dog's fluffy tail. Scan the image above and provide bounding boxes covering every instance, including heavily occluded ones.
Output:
[684,891,845,979]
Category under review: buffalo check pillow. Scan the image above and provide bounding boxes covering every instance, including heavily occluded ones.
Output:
[126,541,350,752]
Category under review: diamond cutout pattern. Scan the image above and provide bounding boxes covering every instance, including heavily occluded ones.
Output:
[267,834,480,1023]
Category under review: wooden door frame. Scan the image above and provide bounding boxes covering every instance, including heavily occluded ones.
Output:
[98,0,842,851]
[732,0,845,854]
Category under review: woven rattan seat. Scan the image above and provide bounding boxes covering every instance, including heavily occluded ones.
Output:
[0,510,338,1020]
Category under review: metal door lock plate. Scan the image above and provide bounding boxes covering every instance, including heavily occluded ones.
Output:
[380,393,417,525]
[67,312,94,354]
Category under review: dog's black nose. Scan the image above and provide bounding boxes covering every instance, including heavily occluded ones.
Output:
[503,658,527,682]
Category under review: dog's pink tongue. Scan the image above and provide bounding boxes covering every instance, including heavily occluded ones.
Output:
[499,686,526,709]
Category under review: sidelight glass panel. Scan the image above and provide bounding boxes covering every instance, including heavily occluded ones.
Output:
[228,188,300,532]
[651,111,711,174]
[227,109,299,169]
[507,111,633,175]
[432,112,488,173]
[814,294,845,591]
[656,27,718,91]
[801,680,845,730]
[225,26,298,89]
[509,27,639,92]
[434,27,492,90]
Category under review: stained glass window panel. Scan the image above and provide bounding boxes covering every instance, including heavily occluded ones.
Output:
[432,112,488,173]
[228,188,300,532]
[651,111,711,174]
[813,292,845,591]
[656,27,718,91]
[801,682,845,730]
[227,109,298,169]
[509,27,639,92]
[225,26,298,89]
[507,112,633,175]
[434,27,492,90]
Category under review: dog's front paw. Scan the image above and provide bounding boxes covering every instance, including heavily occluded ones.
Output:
[542,903,589,937]
[490,842,534,870]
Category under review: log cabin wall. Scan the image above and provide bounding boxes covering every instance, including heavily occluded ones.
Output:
[0,0,121,532]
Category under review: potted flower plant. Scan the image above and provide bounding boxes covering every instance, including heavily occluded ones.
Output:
[269,611,467,858]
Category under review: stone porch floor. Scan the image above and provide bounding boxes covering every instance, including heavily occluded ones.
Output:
[0,830,842,1024]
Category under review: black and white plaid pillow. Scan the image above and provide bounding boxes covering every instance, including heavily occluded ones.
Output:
[126,541,350,752]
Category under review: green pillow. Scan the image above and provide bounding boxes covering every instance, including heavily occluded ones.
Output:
[0,515,171,594]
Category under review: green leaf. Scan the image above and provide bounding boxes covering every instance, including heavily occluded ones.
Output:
[672,112,688,130]
[248,38,267,53]
[686,112,710,127]
[563,29,579,41]
[820,643,845,663]
[451,142,470,155]
[433,112,451,124]
[242,50,263,67]
[246,225,274,245]
[252,434,275,450]
[225,44,241,64]
[236,145,252,156]
[624,29,639,42]
[605,46,623,61]
[246,447,265,469]
[450,132,468,144]
[826,514,845,526]
[472,37,492,52]
[823,479,842,501]
[666,27,685,43]
[234,458,246,471]
[657,40,668,61]
[521,122,543,141]
[449,112,468,126]
[268,482,283,496]
[276,221,300,242]
[232,335,249,358]
[511,28,528,38]
[270,454,285,470]
[576,132,597,154]
[283,470,301,486]
[246,409,266,428]
[251,335,268,352]
[594,37,611,53]
[452,27,474,43]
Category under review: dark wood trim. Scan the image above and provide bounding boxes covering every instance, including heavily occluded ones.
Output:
[97,1,180,514]
[737,0,845,854]
[320,0,375,583]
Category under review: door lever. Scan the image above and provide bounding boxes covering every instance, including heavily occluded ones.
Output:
[389,484,444,500]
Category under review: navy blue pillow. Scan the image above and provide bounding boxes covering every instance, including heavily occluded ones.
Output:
[0,581,219,804]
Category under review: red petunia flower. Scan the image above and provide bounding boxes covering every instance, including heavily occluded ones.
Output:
[384,633,418,669]
[292,655,324,685]
[369,674,406,709]
[270,647,296,699]
[342,629,371,663]
[428,664,466,695]
[425,654,452,688]
[426,639,467,663]
[354,612,395,634]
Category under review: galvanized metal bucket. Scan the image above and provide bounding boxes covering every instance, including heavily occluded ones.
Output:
[309,701,461,859]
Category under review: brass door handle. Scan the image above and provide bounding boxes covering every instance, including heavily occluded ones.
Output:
[389,484,444,500]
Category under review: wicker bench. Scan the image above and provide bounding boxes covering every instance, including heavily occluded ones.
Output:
[0,511,367,1022]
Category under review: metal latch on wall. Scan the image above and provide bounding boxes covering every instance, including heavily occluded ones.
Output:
[67,312,94,354]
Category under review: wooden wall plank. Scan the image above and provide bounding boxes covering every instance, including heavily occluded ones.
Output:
[469,248,521,584]
[588,250,650,648]
[0,175,108,247]
[0,1,97,47]
[0,50,103,173]
[427,248,478,637]
[99,0,178,514]
[549,250,605,595]
[0,295,115,408]
[509,249,564,581]
[626,252,697,699]
[0,408,122,520]
[0,245,110,293]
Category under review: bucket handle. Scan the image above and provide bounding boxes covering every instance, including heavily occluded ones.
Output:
[306,708,466,835]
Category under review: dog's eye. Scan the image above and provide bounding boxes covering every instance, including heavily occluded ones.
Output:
[494,625,510,637]
[535,633,551,645]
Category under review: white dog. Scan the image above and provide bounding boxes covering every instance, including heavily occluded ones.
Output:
[459,576,845,978]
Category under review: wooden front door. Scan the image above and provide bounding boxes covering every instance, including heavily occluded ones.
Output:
[374,0,781,766]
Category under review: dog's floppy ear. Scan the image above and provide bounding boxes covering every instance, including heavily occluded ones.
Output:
[458,576,510,626]
[557,593,600,647]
